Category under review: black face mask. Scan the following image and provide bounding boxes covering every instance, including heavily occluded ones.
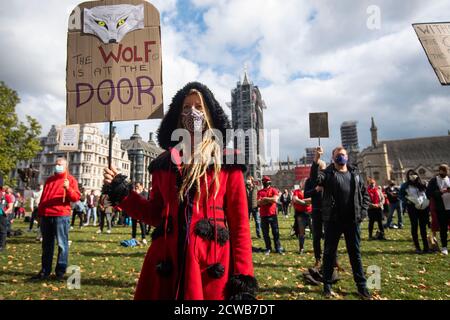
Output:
[263,182,271,188]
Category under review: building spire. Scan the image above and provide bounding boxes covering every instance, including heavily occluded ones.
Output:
[370,117,378,148]
[242,64,250,85]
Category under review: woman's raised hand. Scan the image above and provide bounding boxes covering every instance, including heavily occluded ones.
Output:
[103,165,119,184]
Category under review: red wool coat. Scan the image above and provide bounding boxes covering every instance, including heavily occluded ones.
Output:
[118,153,254,300]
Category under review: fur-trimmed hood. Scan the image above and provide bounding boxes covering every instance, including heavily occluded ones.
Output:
[157,82,231,151]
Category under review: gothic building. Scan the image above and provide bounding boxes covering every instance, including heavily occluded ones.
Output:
[229,71,266,180]
[357,117,450,185]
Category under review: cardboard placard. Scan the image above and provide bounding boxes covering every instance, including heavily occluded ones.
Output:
[66,0,163,125]
[59,125,80,151]
[309,112,329,138]
[413,22,450,85]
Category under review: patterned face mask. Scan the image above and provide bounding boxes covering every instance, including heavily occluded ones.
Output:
[181,108,206,133]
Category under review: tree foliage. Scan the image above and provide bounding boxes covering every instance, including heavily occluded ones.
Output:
[0,81,42,186]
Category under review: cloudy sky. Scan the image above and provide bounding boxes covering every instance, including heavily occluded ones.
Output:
[1,0,450,162]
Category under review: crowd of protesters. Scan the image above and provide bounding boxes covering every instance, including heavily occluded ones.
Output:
[245,148,449,299]
[0,148,448,298]
[0,82,449,301]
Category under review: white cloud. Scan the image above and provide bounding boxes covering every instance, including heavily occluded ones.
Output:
[2,0,450,163]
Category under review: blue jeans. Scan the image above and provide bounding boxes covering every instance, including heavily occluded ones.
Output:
[261,215,281,251]
[40,216,70,276]
[86,207,97,225]
[323,221,366,291]
[386,201,403,227]
[249,208,261,237]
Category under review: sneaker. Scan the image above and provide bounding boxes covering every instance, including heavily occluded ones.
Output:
[392,225,399,229]
[106,229,111,234]
[96,230,102,234]
[323,287,336,299]
[357,287,372,300]
[27,229,33,233]
[70,226,74,231]
[55,273,66,281]
[442,247,448,255]
[299,249,304,255]
[30,272,49,281]
[264,249,271,256]
[414,248,422,254]
[142,239,148,245]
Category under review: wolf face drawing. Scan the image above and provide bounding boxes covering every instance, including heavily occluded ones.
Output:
[83,4,144,44]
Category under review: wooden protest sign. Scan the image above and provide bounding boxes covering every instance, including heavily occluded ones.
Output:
[66,0,164,125]
[309,112,329,145]
[413,22,450,85]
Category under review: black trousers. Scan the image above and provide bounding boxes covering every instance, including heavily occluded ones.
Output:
[29,207,39,230]
[281,203,289,216]
[99,210,112,232]
[131,219,146,239]
[261,215,281,251]
[71,210,84,228]
[368,208,384,237]
[0,214,7,249]
[436,209,449,248]
[311,209,323,261]
[407,205,429,251]
[323,220,366,290]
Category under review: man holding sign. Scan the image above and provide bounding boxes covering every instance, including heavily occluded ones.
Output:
[310,146,371,299]
[32,158,80,281]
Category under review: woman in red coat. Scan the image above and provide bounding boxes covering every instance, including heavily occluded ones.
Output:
[103,82,257,300]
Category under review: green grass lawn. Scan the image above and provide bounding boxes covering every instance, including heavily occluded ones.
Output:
[0,212,449,300]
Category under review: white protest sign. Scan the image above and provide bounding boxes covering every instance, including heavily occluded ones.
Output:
[59,125,80,151]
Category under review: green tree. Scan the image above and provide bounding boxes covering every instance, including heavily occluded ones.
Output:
[0,81,42,186]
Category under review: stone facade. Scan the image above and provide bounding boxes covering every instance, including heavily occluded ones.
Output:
[12,124,131,193]
[121,124,163,188]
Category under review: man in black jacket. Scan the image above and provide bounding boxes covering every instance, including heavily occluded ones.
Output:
[311,146,371,299]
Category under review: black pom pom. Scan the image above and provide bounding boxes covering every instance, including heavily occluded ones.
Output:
[156,260,173,278]
[216,225,230,246]
[207,263,225,279]
[102,174,132,206]
[194,219,214,240]
[227,275,258,299]
[151,216,173,240]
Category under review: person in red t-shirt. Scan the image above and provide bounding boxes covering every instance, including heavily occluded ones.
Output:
[0,186,15,251]
[32,157,81,281]
[367,178,386,240]
[257,176,283,255]
[292,186,312,254]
